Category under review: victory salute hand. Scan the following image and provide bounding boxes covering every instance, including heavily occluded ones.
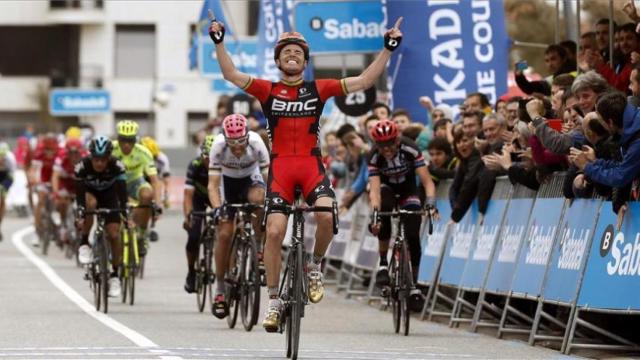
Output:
[208,9,225,44]
[384,17,403,52]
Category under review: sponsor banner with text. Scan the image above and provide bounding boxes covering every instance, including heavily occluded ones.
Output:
[438,201,479,286]
[418,199,452,284]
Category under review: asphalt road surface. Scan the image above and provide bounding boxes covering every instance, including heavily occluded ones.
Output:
[0,214,581,360]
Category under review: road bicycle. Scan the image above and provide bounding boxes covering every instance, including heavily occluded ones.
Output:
[190,209,217,313]
[224,203,263,331]
[272,201,338,359]
[371,207,433,336]
[120,207,140,306]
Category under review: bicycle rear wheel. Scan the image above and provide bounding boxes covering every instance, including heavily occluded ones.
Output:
[92,263,101,312]
[286,246,304,359]
[196,255,206,312]
[225,239,240,328]
[389,249,401,334]
[400,242,411,336]
[99,236,110,314]
[241,238,260,331]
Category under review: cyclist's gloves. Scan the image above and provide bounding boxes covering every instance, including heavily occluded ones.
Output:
[152,202,163,216]
[76,206,86,219]
[368,209,380,234]
[384,32,402,52]
[209,21,225,44]
[424,197,439,217]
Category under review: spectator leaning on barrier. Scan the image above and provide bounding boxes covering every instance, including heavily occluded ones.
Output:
[449,129,484,223]
[571,91,640,212]
[427,137,458,186]
[461,111,484,140]
[336,124,370,211]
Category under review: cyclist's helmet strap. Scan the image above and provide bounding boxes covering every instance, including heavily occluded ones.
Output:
[90,135,113,157]
[274,32,310,61]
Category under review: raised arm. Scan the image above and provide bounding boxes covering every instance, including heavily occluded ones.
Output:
[209,20,251,89]
[342,17,403,94]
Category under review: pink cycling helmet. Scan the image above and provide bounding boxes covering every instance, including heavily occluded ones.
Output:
[222,114,248,139]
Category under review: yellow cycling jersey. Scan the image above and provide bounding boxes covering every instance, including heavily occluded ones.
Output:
[112,141,158,183]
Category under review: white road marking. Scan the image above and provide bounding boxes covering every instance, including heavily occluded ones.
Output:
[11,226,174,354]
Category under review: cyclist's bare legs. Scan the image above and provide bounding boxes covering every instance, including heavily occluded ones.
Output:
[80,193,97,237]
[214,219,234,293]
[133,187,154,230]
[264,213,287,289]
[105,222,122,271]
[247,186,265,245]
[312,196,334,258]
[34,189,47,235]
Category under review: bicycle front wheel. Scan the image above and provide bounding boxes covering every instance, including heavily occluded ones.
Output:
[400,241,411,336]
[389,249,401,334]
[225,239,240,328]
[286,246,304,359]
[241,238,260,331]
[99,236,110,314]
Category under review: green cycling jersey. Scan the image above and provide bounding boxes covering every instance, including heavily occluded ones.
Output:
[112,141,158,183]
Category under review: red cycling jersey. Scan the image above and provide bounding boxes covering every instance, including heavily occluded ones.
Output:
[32,145,64,183]
[53,148,88,193]
[243,78,347,206]
[244,78,347,157]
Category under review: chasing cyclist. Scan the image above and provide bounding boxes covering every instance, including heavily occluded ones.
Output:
[75,136,129,297]
[112,120,162,255]
[209,14,405,331]
[0,142,16,241]
[182,135,215,294]
[28,134,62,245]
[207,114,269,319]
[367,120,439,308]
[141,136,172,209]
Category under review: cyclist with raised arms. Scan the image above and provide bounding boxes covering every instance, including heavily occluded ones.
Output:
[75,136,129,297]
[367,120,439,307]
[112,120,162,255]
[183,135,215,294]
[207,114,269,319]
[209,14,405,331]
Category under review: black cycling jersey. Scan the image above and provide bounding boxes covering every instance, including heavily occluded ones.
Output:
[367,136,426,196]
[74,156,128,211]
[185,158,210,200]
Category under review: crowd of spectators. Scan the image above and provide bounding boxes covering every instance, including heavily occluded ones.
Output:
[318,8,640,224]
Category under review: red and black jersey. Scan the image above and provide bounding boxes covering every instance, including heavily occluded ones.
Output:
[243,78,347,157]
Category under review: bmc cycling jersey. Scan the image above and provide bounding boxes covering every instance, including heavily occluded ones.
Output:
[367,136,426,198]
[243,78,346,205]
[112,141,157,183]
[53,148,89,194]
[208,131,269,178]
[31,145,64,183]
[185,157,210,201]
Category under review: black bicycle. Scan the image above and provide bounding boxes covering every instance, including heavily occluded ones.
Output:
[190,209,217,313]
[133,203,160,280]
[371,208,433,336]
[272,202,338,360]
[224,203,263,331]
[39,193,60,255]
[82,208,123,314]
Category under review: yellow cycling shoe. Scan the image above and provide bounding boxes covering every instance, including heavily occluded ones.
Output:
[262,303,281,332]
[308,270,324,304]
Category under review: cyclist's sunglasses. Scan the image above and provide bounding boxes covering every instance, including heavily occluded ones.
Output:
[226,136,248,146]
[376,139,398,149]
[117,136,136,143]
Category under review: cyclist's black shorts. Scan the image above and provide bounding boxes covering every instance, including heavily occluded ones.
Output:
[87,188,121,224]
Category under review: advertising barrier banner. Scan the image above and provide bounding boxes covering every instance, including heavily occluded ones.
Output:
[459,199,508,289]
[294,0,384,54]
[438,202,479,286]
[542,199,602,303]
[485,198,535,293]
[385,0,508,123]
[578,202,640,309]
[509,198,566,297]
[418,199,452,284]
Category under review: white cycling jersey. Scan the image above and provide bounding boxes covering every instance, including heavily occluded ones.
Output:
[156,152,171,178]
[208,131,270,178]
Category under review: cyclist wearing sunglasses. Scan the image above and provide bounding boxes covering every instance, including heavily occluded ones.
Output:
[207,114,269,319]
[367,120,439,308]
[209,15,404,331]
[183,135,215,294]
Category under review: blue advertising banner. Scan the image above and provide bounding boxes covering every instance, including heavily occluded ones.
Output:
[294,1,384,54]
[385,0,509,123]
[49,89,110,116]
[459,199,508,289]
[578,202,640,310]
[201,40,257,77]
[542,199,602,303]
[485,198,535,293]
[438,202,479,286]
[418,199,452,284]
[509,198,566,297]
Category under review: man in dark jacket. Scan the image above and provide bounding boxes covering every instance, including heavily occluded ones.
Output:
[570,92,640,211]
[515,44,576,96]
